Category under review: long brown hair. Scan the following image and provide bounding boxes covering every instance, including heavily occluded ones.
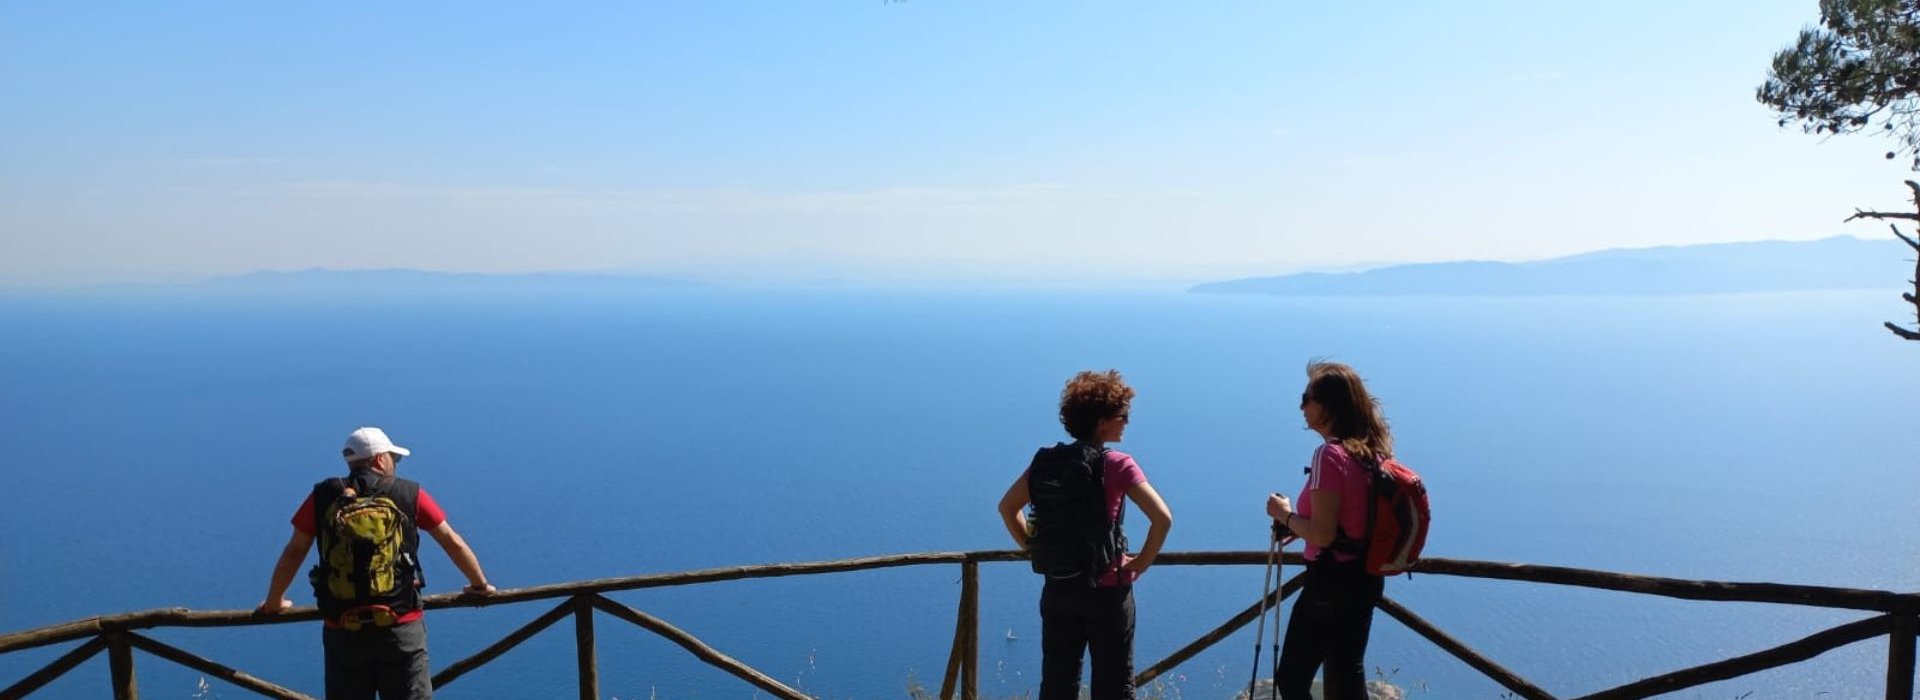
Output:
[1305,361,1392,463]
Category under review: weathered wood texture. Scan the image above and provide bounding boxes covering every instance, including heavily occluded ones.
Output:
[0,637,106,700]
[4,550,1917,700]
[106,632,137,700]
[121,633,313,700]
[1888,614,1916,700]
[432,598,575,690]
[1135,572,1306,686]
[574,595,598,700]
[10,551,1912,656]
[961,559,980,700]
[1411,558,1919,613]
[589,595,811,700]
[1375,597,1557,700]
[1568,614,1892,700]
[938,557,982,700]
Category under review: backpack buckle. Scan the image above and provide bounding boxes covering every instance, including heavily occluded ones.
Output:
[339,605,398,631]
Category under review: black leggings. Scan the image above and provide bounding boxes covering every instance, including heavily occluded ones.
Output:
[1039,579,1135,700]
[1275,557,1384,700]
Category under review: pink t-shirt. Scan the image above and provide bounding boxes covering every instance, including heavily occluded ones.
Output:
[1097,450,1148,586]
[1299,443,1371,563]
[1023,448,1149,587]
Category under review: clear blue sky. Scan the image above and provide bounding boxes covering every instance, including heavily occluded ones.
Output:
[0,1,1910,285]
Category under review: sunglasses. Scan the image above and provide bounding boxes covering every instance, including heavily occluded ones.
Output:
[1299,392,1314,407]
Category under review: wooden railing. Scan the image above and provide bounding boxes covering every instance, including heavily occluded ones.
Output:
[2,551,1915,700]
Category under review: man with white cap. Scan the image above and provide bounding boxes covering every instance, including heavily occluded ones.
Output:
[256,427,495,700]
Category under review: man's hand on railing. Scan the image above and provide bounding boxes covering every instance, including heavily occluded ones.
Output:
[462,583,497,597]
[254,598,294,616]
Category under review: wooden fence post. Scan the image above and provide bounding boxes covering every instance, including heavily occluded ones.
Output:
[960,557,979,700]
[939,557,982,700]
[105,632,137,700]
[574,595,598,700]
[1889,614,1916,700]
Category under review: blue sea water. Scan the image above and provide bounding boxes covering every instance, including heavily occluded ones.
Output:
[0,289,1916,699]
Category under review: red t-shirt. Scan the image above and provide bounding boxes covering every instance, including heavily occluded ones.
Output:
[291,488,446,535]
[293,485,447,626]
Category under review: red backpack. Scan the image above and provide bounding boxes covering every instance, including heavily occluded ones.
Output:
[1334,456,1430,576]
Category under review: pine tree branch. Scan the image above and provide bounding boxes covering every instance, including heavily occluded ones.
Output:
[1844,209,1920,221]
[1895,225,1920,251]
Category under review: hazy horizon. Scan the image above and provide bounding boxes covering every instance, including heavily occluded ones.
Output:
[4,2,1919,287]
[0,234,1897,294]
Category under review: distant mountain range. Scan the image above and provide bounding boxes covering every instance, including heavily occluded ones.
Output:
[1192,236,1909,296]
[201,268,703,293]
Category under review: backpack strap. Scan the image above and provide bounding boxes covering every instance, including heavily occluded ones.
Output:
[1327,450,1383,559]
[1084,443,1128,582]
[1088,443,1120,528]
[312,477,348,533]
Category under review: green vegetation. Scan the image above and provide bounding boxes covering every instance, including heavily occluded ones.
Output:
[1759,0,1920,340]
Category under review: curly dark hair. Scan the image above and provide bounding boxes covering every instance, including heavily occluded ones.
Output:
[1058,369,1134,441]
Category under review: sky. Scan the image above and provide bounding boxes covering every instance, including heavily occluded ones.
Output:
[1,0,1916,286]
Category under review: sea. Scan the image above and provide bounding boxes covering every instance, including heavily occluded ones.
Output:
[1,288,1915,699]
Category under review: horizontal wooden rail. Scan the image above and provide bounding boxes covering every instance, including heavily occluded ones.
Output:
[0,552,977,655]
[468,552,981,609]
[6,549,1917,700]
[9,550,1908,656]
[1412,558,1920,613]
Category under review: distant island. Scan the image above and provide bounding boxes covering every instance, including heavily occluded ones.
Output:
[1191,236,1907,296]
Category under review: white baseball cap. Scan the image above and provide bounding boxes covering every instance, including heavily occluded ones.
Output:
[342,427,412,462]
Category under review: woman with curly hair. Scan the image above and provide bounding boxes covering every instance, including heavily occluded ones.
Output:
[1264,361,1392,700]
[997,370,1174,700]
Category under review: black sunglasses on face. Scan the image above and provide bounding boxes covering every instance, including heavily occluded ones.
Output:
[1300,392,1313,407]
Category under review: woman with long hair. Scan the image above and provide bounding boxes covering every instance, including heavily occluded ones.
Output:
[1265,361,1391,700]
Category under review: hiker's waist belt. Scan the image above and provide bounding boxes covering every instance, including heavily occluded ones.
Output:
[337,605,399,632]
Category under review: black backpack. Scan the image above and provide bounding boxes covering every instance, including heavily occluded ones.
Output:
[1026,442,1126,584]
[307,471,425,621]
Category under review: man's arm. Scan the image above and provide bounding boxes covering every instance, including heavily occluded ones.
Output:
[427,522,495,594]
[996,475,1032,549]
[257,530,314,614]
[1120,481,1173,573]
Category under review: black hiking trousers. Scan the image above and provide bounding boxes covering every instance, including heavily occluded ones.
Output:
[1039,578,1136,700]
[322,620,432,700]
[1275,556,1384,700]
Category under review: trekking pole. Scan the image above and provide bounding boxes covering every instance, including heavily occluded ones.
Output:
[1247,522,1280,700]
[1269,524,1286,700]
